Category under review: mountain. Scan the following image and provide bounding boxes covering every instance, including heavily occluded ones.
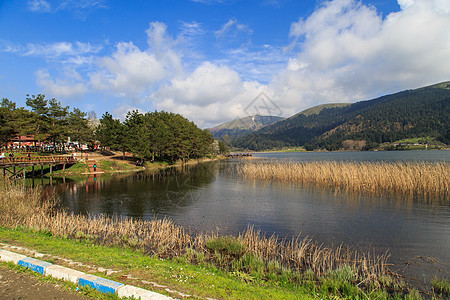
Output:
[209,115,284,140]
[233,81,450,151]
[293,103,351,116]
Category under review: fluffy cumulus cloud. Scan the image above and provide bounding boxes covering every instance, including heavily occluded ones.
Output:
[146,0,450,126]
[29,0,450,127]
[89,22,183,99]
[90,42,166,95]
[36,69,87,98]
[154,62,266,127]
[272,0,450,112]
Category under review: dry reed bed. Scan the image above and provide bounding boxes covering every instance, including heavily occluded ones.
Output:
[233,161,449,198]
[0,180,389,285]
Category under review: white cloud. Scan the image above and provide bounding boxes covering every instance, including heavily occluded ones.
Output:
[435,0,450,13]
[24,41,102,59]
[0,40,23,53]
[27,0,450,128]
[29,22,184,101]
[179,21,205,37]
[156,62,242,106]
[21,42,102,98]
[58,0,107,10]
[91,42,166,94]
[215,18,253,42]
[28,0,51,12]
[214,45,288,83]
[89,22,184,99]
[113,104,143,121]
[154,62,268,127]
[397,0,414,10]
[272,0,450,112]
[36,69,87,98]
[28,0,106,13]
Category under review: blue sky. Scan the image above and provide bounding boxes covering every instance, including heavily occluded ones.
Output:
[1,0,449,128]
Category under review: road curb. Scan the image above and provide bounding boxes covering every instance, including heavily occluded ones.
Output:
[18,257,52,275]
[0,248,27,264]
[0,248,173,299]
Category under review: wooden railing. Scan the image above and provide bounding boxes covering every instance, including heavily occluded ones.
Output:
[0,156,77,165]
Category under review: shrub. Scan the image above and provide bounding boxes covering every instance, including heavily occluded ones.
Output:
[432,277,450,298]
[206,236,246,258]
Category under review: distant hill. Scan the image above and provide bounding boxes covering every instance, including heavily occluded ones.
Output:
[209,115,284,140]
[233,81,450,151]
[294,103,351,116]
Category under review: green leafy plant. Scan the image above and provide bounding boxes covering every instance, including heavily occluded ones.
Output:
[432,277,450,298]
[206,236,246,257]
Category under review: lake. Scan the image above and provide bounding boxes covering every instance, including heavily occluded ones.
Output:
[54,150,450,284]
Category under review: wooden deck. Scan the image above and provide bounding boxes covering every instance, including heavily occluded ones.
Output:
[0,156,77,179]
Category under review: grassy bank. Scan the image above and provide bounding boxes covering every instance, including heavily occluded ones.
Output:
[47,154,224,178]
[233,161,449,199]
[1,179,447,299]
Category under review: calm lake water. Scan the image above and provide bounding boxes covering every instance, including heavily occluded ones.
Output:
[54,150,450,283]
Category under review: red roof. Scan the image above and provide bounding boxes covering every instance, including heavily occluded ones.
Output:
[11,135,36,142]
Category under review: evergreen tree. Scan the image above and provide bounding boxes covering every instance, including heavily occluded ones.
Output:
[26,94,49,145]
[122,110,213,163]
[68,108,92,145]
[47,98,69,150]
[96,112,126,153]
[13,108,35,147]
[218,140,229,154]
[0,98,17,148]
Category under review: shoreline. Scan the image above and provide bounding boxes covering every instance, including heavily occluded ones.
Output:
[250,147,450,154]
[40,152,226,179]
[0,179,412,299]
[1,178,449,299]
[2,153,449,298]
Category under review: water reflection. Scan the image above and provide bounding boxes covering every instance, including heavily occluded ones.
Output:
[253,150,450,162]
[24,176,68,187]
[57,162,218,219]
[51,158,450,282]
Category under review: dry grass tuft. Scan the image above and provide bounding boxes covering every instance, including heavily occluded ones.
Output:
[0,179,392,289]
[233,161,449,199]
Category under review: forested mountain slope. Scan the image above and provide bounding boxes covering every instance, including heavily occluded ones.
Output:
[233,81,450,151]
[209,115,283,140]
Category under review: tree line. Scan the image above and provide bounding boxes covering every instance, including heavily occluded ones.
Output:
[0,94,93,149]
[1,94,216,163]
[232,83,450,151]
[96,110,214,163]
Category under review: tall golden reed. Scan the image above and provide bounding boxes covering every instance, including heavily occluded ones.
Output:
[0,179,390,285]
[233,161,449,198]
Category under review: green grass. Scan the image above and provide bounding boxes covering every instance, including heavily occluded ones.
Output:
[1,227,431,299]
[377,136,447,151]
[432,277,450,298]
[0,226,312,300]
[206,236,247,257]
[254,147,307,153]
[98,160,136,171]
[0,166,438,299]
[394,136,437,144]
